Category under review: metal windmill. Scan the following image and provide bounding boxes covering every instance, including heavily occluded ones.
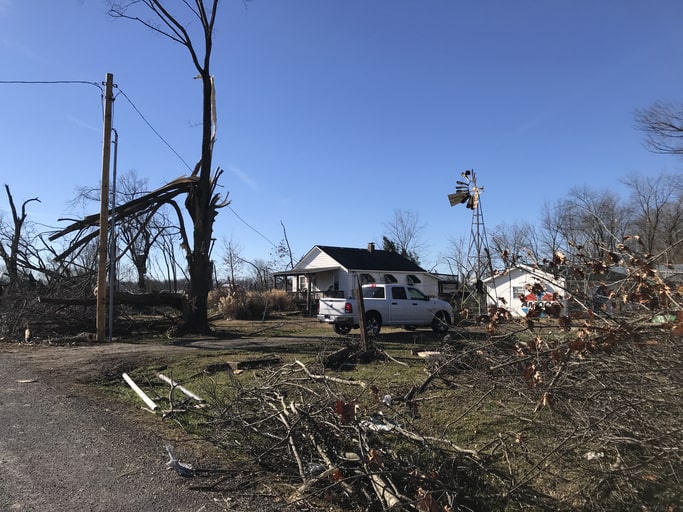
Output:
[448,169,495,314]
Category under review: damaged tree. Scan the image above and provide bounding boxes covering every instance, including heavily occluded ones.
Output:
[110,0,226,334]
[0,185,40,292]
[50,1,228,334]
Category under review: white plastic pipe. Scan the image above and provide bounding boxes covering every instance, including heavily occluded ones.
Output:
[122,372,158,410]
[157,373,204,402]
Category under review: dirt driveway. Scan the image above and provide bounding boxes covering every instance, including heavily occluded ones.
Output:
[0,338,306,512]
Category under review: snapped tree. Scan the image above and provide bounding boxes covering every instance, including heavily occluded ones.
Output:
[50,1,229,333]
[0,185,40,292]
[112,0,229,333]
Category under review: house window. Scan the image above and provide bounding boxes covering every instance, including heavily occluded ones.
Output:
[407,274,421,284]
[383,274,397,283]
[298,276,307,290]
[513,286,526,298]
[360,273,375,284]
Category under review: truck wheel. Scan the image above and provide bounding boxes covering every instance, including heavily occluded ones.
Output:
[334,324,351,335]
[432,311,450,334]
[365,313,382,336]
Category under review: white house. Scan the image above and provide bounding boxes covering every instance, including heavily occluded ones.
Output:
[274,244,440,311]
[483,265,565,318]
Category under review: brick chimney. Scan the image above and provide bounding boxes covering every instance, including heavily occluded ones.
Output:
[367,242,375,252]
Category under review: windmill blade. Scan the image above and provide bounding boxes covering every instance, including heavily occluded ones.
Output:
[448,191,470,206]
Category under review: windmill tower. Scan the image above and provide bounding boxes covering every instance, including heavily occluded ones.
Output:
[448,169,495,314]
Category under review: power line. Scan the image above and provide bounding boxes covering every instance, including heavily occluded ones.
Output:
[228,205,278,248]
[1,78,278,252]
[0,79,108,124]
[112,89,278,250]
[116,87,193,172]
[0,79,103,91]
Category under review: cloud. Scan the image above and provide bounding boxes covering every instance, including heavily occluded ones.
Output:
[227,165,259,191]
[66,114,99,132]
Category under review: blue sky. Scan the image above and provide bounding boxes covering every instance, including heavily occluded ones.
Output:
[1,0,682,275]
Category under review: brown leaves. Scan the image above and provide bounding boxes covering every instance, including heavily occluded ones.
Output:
[672,310,683,336]
[415,487,447,512]
[553,250,566,265]
[523,364,543,388]
[333,400,356,424]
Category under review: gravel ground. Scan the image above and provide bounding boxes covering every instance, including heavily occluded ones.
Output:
[0,341,301,512]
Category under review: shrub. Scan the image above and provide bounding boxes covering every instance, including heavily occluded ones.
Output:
[216,288,295,320]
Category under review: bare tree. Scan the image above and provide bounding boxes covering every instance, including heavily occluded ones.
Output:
[108,0,228,333]
[115,171,171,291]
[222,236,245,290]
[0,185,40,291]
[382,209,425,265]
[489,220,541,269]
[538,199,570,260]
[272,220,295,271]
[74,170,172,292]
[547,186,632,260]
[441,234,468,280]
[246,258,271,291]
[635,101,683,156]
[622,172,683,263]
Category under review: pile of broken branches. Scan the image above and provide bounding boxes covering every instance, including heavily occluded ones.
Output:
[186,359,493,511]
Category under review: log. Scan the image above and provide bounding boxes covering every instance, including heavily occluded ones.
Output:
[321,346,355,369]
[236,355,282,369]
[38,291,187,311]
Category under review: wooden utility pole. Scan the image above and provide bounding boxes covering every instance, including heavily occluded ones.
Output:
[96,73,114,342]
[355,278,368,351]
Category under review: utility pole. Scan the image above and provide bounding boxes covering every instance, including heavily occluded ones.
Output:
[97,73,114,342]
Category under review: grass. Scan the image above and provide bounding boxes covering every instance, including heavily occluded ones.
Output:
[98,313,681,511]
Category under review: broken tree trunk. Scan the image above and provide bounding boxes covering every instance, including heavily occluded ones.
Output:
[38,291,188,313]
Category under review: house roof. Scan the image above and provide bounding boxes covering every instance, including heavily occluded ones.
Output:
[482,264,564,284]
[313,245,427,273]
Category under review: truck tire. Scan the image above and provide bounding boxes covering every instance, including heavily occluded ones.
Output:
[365,312,382,336]
[334,324,352,335]
[432,311,450,334]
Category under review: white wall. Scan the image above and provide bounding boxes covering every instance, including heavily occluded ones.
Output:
[488,269,564,317]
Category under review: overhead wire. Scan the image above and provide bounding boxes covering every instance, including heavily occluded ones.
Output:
[116,88,194,173]
[0,78,279,250]
[115,87,279,249]
[0,79,103,91]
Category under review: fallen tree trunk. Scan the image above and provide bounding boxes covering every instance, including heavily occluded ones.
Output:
[38,291,187,312]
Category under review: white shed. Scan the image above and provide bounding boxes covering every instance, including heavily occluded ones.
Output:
[483,265,565,318]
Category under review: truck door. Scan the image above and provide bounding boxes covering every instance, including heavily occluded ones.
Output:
[406,286,432,323]
[389,286,412,323]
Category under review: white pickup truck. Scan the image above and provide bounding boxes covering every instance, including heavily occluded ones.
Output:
[317,283,453,335]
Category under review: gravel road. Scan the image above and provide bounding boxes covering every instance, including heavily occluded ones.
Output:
[0,348,224,512]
